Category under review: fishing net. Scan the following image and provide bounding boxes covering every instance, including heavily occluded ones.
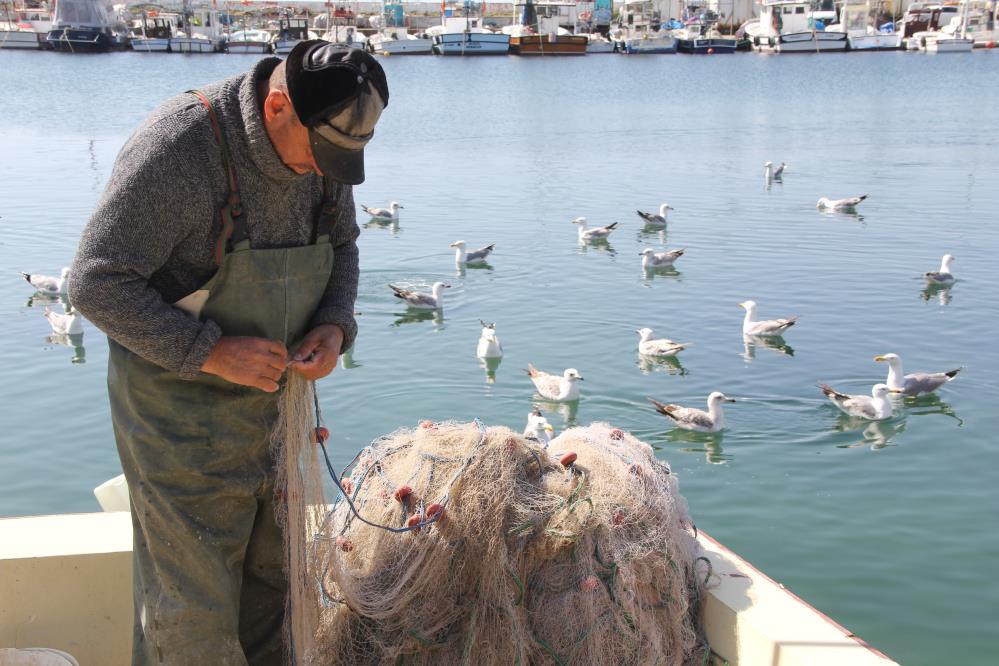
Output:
[272,401,707,666]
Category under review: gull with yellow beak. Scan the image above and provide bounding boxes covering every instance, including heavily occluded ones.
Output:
[874,353,961,397]
[739,300,798,337]
[523,407,555,446]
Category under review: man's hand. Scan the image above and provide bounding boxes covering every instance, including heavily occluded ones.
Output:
[201,336,288,392]
[288,324,344,381]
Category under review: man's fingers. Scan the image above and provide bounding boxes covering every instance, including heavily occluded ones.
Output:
[260,365,284,382]
[292,339,320,362]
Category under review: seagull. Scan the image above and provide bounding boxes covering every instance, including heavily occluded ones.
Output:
[44,306,84,335]
[572,217,618,242]
[816,194,868,211]
[648,392,735,433]
[523,408,554,446]
[636,328,688,357]
[636,203,673,227]
[389,282,449,310]
[361,201,403,221]
[819,383,892,420]
[476,320,503,358]
[451,240,495,265]
[874,353,961,397]
[525,364,583,402]
[21,267,70,295]
[773,162,787,179]
[764,161,773,182]
[924,254,955,286]
[640,247,684,270]
[739,300,797,337]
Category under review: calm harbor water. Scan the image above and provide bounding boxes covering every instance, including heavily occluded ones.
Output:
[2,50,998,664]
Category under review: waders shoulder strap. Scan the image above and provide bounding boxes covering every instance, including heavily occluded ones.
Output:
[188,89,245,265]
[313,177,339,244]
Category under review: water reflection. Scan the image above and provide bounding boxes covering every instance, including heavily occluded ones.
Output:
[920,282,954,306]
[642,267,683,284]
[25,292,69,309]
[341,348,362,369]
[479,355,502,384]
[577,239,616,256]
[638,226,668,242]
[392,308,444,328]
[45,332,86,364]
[834,416,906,451]
[637,354,689,376]
[666,429,730,464]
[362,218,401,235]
[817,209,866,225]
[530,398,579,428]
[901,393,964,426]
[741,334,795,362]
[455,262,493,278]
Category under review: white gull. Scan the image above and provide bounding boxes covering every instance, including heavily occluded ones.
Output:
[819,383,892,420]
[451,240,495,265]
[572,217,618,241]
[640,247,684,270]
[739,300,797,337]
[389,282,449,310]
[874,353,961,397]
[635,203,673,227]
[636,327,688,357]
[649,392,735,433]
[21,267,70,295]
[526,363,583,402]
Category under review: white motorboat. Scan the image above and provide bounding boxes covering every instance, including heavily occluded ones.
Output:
[46,0,124,52]
[367,2,433,54]
[613,1,677,53]
[320,4,365,49]
[898,2,961,49]
[956,0,999,46]
[830,1,901,50]
[748,0,848,52]
[129,12,178,52]
[272,15,317,55]
[430,4,510,55]
[226,28,272,53]
[583,31,615,52]
[919,0,976,51]
[0,2,50,49]
[168,1,221,53]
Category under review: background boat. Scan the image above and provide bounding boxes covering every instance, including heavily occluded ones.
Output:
[504,0,588,55]
[367,2,433,54]
[749,0,848,52]
[129,9,177,52]
[614,0,678,53]
[430,1,510,55]
[46,0,123,52]
[272,14,316,54]
[0,1,50,49]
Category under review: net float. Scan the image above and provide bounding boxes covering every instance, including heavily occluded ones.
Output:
[560,452,578,467]
[406,513,422,533]
[612,509,626,526]
[419,420,435,429]
[629,464,643,477]
[394,485,413,502]
[426,503,445,523]
[312,426,330,443]
[609,429,624,441]
[580,575,600,592]
[341,478,354,496]
[335,536,353,552]
[503,437,518,453]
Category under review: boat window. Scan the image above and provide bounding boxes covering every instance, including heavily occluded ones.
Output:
[783,7,792,13]
[795,6,805,13]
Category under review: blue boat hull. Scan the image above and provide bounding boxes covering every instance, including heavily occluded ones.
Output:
[47,28,118,52]
[677,38,737,54]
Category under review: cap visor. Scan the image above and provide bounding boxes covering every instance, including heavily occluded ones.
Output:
[309,129,365,185]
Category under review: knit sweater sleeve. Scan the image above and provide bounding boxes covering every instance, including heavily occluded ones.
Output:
[309,182,360,353]
[69,124,221,379]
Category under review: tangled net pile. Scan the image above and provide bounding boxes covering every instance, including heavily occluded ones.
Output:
[297,413,707,665]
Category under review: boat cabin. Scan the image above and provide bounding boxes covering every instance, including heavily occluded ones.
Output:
[758,0,812,37]
[514,1,579,33]
[898,2,960,38]
[133,12,178,40]
[277,16,308,40]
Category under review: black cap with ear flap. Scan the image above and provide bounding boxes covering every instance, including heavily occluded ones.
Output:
[285,40,389,184]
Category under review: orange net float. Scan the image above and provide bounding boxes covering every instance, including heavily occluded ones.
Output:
[393,485,413,502]
[426,503,445,524]
[419,419,435,429]
[406,513,422,533]
[579,575,600,592]
[559,451,578,467]
[335,536,353,552]
[312,426,330,443]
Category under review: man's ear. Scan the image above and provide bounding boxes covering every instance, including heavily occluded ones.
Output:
[263,89,292,122]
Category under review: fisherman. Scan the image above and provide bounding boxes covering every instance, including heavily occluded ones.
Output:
[69,41,388,665]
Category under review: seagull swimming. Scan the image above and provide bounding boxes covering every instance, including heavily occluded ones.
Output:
[739,300,798,337]
[44,306,83,335]
[476,320,503,358]
[636,328,688,357]
[361,201,403,221]
[819,383,892,420]
[924,254,955,286]
[451,240,495,265]
[648,392,735,433]
[21,267,70,295]
[636,203,673,227]
[526,364,583,402]
[389,282,450,310]
[773,162,787,179]
[874,353,961,397]
[523,408,554,446]
[640,247,684,270]
[764,161,774,183]
[816,194,868,211]
[572,217,618,241]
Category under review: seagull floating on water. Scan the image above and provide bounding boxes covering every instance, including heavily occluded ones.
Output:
[523,407,554,446]
[649,392,735,433]
[635,203,673,227]
[816,194,868,211]
[451,240,495,265]
[636,328,688,357]
[924,254,955,286]
[874,353,961,397]
[526,364,583,402]
[389,282,449,310]
[476,320,503,358]
[739,300,797,337]
[773,162,787,179]
[44,306,83,335]
[21,267,70,295]
[819,383,892,420]
[572,217,618,242]
[640,247,684,270]
[361,201,403,221]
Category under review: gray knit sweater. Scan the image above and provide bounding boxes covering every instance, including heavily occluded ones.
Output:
[71,58,360,380]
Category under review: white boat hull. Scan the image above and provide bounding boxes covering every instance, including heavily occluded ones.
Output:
[621,34,677,53]
[227,40,271,54]
[433,32,510,55]
[273,38,303,55]
[585,40,615,53]
[0,30,41,49]
[848,33,901,50]
[170,37,215,53]
[131,37,171,52]
[923,36,975,52]
[369,36,434,54]
[757,31,848,52]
